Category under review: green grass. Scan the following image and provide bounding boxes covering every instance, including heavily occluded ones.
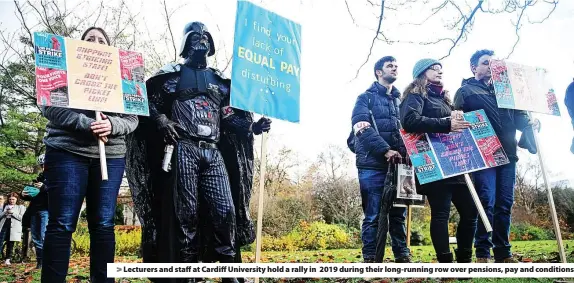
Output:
[1,240,574,283]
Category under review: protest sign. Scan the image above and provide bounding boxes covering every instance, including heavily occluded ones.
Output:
[490,59,560,116]
[393,164,425,208]
[401,109,509,185]
[34,32,149,116]
[490,59,566,262]
[230,0,301,123]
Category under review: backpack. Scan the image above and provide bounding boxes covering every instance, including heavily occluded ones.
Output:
[347,92,401,154]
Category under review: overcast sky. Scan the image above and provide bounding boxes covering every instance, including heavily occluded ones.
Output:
[1,0,573,184]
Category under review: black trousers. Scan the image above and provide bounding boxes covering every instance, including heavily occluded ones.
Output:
[175,140,236,263]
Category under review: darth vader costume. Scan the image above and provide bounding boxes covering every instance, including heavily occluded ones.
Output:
[126,22,270,283]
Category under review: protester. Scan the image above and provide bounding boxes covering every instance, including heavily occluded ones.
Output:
[40,27,139,283]
[350,55,411,263]
[0,195,4,209]
[20,154,49,269]
[400,58,478,267]
[453,50,539,263]
[565,78,574,153]
[0,192,26,265]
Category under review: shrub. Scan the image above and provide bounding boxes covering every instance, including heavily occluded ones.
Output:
[72,225,142,256]
[510,223,553,241]
[246,221,361,252]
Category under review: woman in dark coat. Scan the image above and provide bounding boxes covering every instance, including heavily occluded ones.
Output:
[400,58,478,266]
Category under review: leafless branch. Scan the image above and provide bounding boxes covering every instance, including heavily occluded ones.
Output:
[161,0,178,62]
[505,0,532,59]
[13,0,33,48]
[439,0,484,60]
[344,0,356,24]
[27,0,56,35]
[92,1,105,26]
[528,0,558,24]
[406,0,448,26]
[353,0,385,80]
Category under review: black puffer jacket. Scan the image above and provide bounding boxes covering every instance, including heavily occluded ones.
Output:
[400,86,466,194]
[453,78,532,162]
[351,82,405,170]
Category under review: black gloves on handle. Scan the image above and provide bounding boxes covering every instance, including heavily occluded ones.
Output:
[156,114,184,145]
[252,117,272,135]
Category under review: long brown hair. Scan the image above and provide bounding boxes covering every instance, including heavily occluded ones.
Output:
[402,74,452,105]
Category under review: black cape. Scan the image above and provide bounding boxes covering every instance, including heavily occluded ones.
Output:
[125,63,256,280]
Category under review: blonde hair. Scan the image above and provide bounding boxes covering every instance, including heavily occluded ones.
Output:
[402,74,452,105]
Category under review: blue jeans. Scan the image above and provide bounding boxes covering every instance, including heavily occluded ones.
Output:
[41,146,124,283]
[358,168,409,260]
[31,210,49,251]
[472,161,516,260]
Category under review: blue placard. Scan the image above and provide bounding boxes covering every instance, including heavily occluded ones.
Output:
[230,0,301,123]
[428,131,485,177]
[34,32,67,70]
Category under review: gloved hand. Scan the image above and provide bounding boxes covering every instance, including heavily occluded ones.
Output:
[252,117,272,135]
[530,118,541,132]
[155,114,183,144]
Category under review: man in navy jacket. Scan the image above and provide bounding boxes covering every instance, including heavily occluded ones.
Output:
[350,56,410,263]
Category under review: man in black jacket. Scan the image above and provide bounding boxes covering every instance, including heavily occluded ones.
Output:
[350,56,410,263]
[454,49,538,263]
[20,154,49,269]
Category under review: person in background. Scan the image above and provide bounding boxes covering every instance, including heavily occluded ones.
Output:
[40,27,139,283]
[564,78,574,153]
[454,49,539,263]
[350,55,411,263]
[20,154,49,269]
[400,58,478,270]
[0,195,5,209]
[0,192,26,265]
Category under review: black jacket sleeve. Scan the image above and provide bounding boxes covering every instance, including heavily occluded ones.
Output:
[400,93,451,133]
[351,93,390,157]
[453,88,466,111]
[513,110,532,132]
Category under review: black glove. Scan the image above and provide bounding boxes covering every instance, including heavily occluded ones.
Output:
[155,114,183,144]
[252,117,272,135]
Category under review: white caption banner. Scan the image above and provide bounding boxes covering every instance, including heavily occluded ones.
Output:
[107,263,574,278]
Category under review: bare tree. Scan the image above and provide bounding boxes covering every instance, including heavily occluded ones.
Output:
[348,0,559,79]
[515,158,543,214]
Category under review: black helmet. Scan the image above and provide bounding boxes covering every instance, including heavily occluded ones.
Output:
[180,21,215,57]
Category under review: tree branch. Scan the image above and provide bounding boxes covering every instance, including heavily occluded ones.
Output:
[505,0,531,60]
[344,0,356,25]
[353,0,385,81]
[161,0,178,62]
[439,0,484,60]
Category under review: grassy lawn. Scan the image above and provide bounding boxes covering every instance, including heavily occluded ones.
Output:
[1,240,574,283]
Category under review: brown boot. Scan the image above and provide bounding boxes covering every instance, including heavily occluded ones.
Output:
[476,257,489,263]
[495,257,519,263]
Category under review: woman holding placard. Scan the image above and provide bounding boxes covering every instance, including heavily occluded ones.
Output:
[40,27,138,283]
[400,58,478,267]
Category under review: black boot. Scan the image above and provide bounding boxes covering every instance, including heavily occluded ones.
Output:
[35,248,43,269]
[437,252,453,263]
[454,248,472,263]
[454,249,472,281]
[436,253,455,283]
